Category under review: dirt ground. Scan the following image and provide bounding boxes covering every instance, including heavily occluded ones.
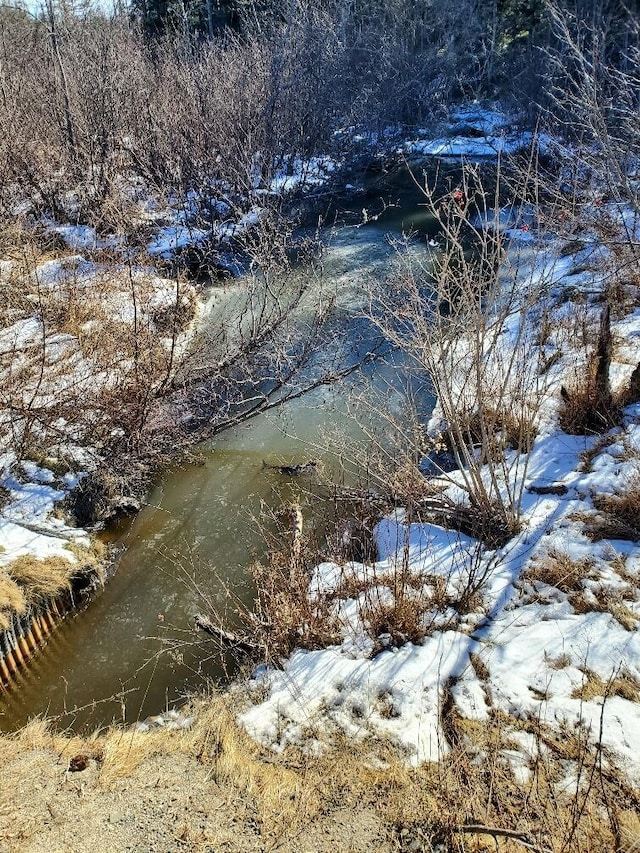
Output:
[0,714,394,853]
[0,751,391,853]
[2,695,638,853]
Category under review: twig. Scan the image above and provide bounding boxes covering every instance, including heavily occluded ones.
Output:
[458,823,551,853]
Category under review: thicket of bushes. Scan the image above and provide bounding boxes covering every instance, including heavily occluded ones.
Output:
[0,0,636,230]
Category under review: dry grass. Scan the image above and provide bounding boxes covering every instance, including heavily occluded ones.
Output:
[559,305,620,435]
[604,599,640,632]
[1,692,639,852]
[559,375,621,435]
[98,725,194,790]
[546,652,572,670]
[578,433,620,473]
[0,573,27,629]
[66,539,107,571]
[605,548,638,584]
[363,596,454,651]
[0,717,102,766]
[387,462,442,504]
[522,549,598,594]
[590,486,640,541]
[568,584,640,630]
[0,540,106,612]
[469,651,490,681]
[20,448,74,478]
[7,554,77,602]
[101,698,634,853]
[571,667,640,703]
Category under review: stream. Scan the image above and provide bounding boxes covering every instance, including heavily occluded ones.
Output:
[0,164,445,732]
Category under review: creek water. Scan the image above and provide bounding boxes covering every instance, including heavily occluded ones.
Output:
[0,165,445,732]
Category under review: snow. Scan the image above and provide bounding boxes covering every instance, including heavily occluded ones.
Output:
[48,224,123,252]
[240,630,481,764]
[403,105,553,161]
[237,190,640,784]
[0,452,89,568]
[147,225,210,258]
[267,156,338,194]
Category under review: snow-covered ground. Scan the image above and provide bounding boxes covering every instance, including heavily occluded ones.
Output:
[44,156,341,263]
[0,251,198,609]
[403,105,553,159]
[236,134,640,786]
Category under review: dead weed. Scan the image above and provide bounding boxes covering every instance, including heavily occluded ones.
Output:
[522,549,598,593]
[1,695,638,853]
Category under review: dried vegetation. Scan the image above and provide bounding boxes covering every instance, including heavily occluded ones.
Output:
[522,549,598,594]
[1,694,639,853]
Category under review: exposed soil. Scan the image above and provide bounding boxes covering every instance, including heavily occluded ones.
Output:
[0,722,392,853]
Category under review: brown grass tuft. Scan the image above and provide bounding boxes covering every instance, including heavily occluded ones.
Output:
[0,572,28,617]
[6,554,77,602]
[462,404,538,458]
[469,651,490,680]
[98,726,192,789]
[590,487,640,542]
[3,540,106,606]
[522,549,597,593]
[559,305,620,435]
[594,588,640,631]
[572,668,640,702]
[546,652,572,670]
[559,377,621,435]
[578,433,619,473]
[364,597,451,651]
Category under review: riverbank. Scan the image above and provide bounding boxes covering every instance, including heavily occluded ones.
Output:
[3,104,640,850]
[239,213,640,773]
[0,105,495,687]
[221,142,640,847]
[2,686,639,852]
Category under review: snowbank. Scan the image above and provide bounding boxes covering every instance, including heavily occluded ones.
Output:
[238,198,640,784]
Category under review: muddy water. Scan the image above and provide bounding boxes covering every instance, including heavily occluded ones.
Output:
[0,166,441,732]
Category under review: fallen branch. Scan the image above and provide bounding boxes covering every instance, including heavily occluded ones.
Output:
[194,614,257,654]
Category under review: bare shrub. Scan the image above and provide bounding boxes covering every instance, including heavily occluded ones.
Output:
[249,551,341,662]
[0,0,489,231]
[364,161,550,546]
[543,0,640,212]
